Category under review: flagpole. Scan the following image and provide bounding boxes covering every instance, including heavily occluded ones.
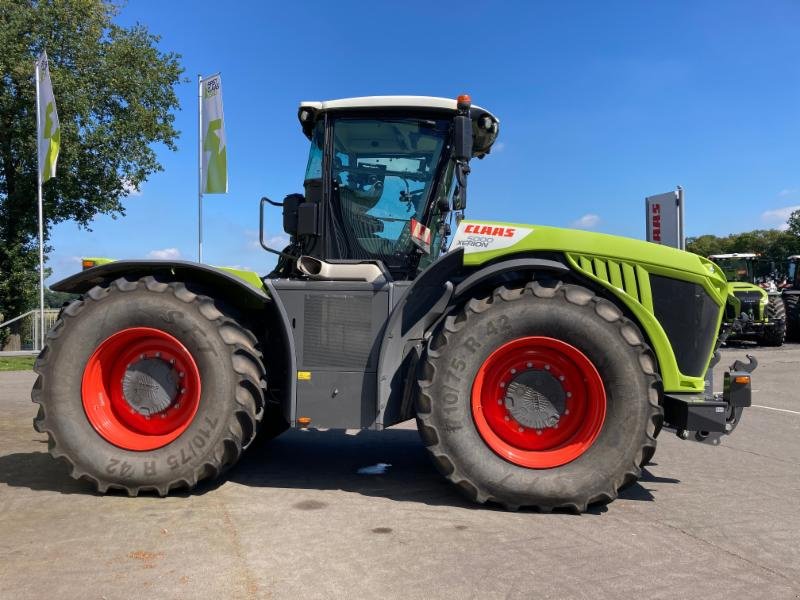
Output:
[197,74,203,263]
[35,58,45,351]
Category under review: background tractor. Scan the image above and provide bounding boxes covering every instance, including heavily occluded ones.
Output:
[707,253,786,346]
[781,255,800,341]
[35,95,755,512]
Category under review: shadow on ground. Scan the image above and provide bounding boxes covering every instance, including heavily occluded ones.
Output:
[0,428,677,511]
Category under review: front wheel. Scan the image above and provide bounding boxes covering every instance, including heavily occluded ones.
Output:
[760,296,786,346]
[785,293,800,342]
[416,281,663,512]
[32,277,265,496]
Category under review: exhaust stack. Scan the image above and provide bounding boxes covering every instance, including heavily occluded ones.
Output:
[296,256,385,283]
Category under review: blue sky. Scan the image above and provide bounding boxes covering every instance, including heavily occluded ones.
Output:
[47,0,800,282]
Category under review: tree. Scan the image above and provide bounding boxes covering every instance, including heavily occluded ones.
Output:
[0,0,183,322]
[788,209,800,237]
[687,228,800,276]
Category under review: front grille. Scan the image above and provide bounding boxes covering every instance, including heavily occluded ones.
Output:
[650,275,721,377]
[733,291,761,318]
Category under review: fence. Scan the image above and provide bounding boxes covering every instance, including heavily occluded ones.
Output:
[0,309,60,351]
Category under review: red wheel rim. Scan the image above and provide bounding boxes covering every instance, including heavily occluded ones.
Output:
[81,327,201,451]
[471,336,606,468]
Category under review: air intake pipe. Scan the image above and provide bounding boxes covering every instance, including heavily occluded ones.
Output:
[296,256,385,283]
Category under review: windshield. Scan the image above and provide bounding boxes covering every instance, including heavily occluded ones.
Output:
[714,258,754,283]
[327,117,449,268]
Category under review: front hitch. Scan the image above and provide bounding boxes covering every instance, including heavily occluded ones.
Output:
[662,354,756,445]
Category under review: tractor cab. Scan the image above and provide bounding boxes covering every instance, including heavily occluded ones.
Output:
[708,253,759,283]
[787,255,800,289]
[262,96,499,280]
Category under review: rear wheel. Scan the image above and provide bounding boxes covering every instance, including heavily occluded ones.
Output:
[416,280,662,512]
[32,276,265,496]
[760,296,786,347]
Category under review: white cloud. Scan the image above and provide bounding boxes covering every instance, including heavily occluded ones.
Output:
[146,247,181,260]
[245,228,289,251]
[266,235,289,249]
[570,213,601,229]
[761,205,800,231]
[778,189,797,197]
[121,178,142,197]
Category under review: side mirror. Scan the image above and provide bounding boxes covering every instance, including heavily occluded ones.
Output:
[452,186,466,211]
[282,193,303,236]
[452,94,472,211]
[453,114,472,162]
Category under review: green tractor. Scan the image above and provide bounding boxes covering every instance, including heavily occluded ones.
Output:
[35,95,756,512]
[708,253,786,346]
[782,255,800,341]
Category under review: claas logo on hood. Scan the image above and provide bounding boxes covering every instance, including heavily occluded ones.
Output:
[464,224,516,237]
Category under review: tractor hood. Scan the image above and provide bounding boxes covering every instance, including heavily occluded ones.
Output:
[449,220,728,305]
[727,281,768,296]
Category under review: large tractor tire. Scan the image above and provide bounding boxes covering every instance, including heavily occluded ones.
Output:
[416,280,663,512]
[760,296,786,347]
[784,293,800,342]
[32,276,265,496]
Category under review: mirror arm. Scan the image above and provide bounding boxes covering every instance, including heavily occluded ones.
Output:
[259,196,297,259]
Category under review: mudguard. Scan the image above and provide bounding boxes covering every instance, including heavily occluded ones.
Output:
[51,260,269,309]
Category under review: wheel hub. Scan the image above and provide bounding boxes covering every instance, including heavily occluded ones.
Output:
[504,370,566,430]
[122,357,181,416]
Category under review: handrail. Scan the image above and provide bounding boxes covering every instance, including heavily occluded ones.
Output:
[0,309,59,329]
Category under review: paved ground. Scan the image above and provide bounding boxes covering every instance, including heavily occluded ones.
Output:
[1,345,798,599]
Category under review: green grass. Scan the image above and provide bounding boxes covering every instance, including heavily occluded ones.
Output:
[0,355,36,371]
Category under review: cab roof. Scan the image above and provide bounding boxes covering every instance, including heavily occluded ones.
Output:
[297,95,500,157]
[299,95,497,119]
[708,253,758,259]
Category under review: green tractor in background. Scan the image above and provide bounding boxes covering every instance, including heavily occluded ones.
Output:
[34,95,756,512]
[708,253,786,346]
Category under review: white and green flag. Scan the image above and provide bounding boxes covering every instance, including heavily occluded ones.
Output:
[200,73,227,194]
[36,51,60,183]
